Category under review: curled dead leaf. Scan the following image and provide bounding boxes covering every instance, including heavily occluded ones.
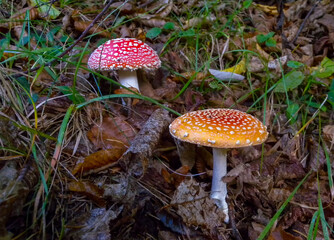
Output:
[139,17,167,28]
[114,87,140,106]
[87,116,137,150]
[72,148,125,176]
[323,125,334,148]
[68,180,105,206]
[161,165,190,188]
[0,7,39,29]
[74,20,110,38]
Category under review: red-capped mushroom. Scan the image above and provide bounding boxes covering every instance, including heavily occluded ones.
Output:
[169,108,268,223]
[88,38,161,91]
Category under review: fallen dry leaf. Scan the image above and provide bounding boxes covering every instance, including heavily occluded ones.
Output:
[68,180,105,206]
[114,87,140,105]
[72,148,124,175]
[161,165,189,188]
[308,137,326,171]
[87,116,137,149]
[0,7,39,29]
[74,20,110,38]
[268,226,304,240]
[323,125,334,148]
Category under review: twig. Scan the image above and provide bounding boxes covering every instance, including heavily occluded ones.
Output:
[118,107,172,177]
[292,0,321,44]
[12,0,114,78]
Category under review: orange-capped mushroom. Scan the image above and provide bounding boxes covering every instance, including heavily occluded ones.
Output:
[169,108,268,223]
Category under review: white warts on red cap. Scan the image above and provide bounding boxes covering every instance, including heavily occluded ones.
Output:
[88,38,161,71]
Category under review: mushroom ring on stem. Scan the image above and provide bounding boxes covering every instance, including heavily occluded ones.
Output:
[87,38,161,91]
[169,108,268,223]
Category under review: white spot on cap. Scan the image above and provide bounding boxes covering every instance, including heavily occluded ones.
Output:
[208,139,216,144]
[230,131,235,135]
[257,137,261,142]
[236,140,241,145]
[172,129,176,134]
[246,139,251,144]
[184,133,189,137]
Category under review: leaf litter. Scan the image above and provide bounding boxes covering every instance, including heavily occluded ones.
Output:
[0,0,334,239]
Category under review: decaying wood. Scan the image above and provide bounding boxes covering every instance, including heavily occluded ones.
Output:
[118,107,172,177]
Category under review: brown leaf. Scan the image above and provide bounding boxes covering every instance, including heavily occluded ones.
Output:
[268,188,292,202]
[161,165,190,188]
[318,14,334,33]
[68,180,105,206]
[74,20,110,38]
[323,125,334,147]
[13,26,37,49]
[110,2,133,14]
[72,148,125,175]
[28,69,54,92]
[174,139,195,168]
[250,9,276,33]
[167,52,185,72]
[154,77,179,100]
[308,137,326,171]
[184,89,205,112]
[276,162,306,182]
[268,226,304,240]
[114,87,140,105]
[87,116,137,150]
[171,71,210,84]
[139,17,167,28]
[0,7,39,29]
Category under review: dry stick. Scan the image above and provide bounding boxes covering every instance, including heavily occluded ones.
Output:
[13,0,114,78]
[118,107,172,177]
[32,0,114,224]
[276,0,291,49]
[292,0,321,44]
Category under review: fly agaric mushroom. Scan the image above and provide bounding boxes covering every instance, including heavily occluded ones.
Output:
[169,108,268,223]
[87,38,161,91]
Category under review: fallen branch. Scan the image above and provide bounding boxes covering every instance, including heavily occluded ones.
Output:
[118,107,172,177]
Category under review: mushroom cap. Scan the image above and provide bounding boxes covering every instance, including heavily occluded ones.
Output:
[169,109,268,148]
[87,38,161,71]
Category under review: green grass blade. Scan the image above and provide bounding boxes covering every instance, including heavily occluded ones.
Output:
[76,94,181,116]
[318,196,330,239]
[307,211,319,240]
[322,140,333,195]
[257,170,312,240]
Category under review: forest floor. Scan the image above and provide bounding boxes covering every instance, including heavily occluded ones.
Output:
[0,0,334,239]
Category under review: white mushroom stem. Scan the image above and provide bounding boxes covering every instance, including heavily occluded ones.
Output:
[210,148,229,223]
[118,69,139,91]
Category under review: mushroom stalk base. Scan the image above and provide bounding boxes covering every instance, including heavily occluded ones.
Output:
[210,148,229,223]
[118,70,139,91]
